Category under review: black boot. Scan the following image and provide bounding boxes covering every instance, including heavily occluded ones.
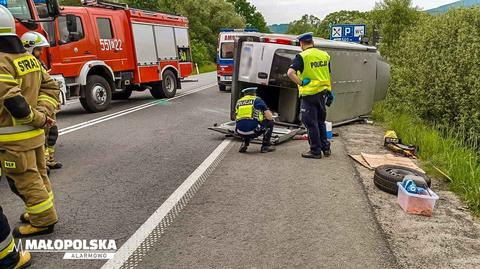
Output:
[261,145,276,153]
[239,140,249,153]
[323,149,331,157]
[302,151,322,159]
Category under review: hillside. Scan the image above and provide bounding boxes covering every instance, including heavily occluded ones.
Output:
[268,23,288,34]
[426,0,480,14]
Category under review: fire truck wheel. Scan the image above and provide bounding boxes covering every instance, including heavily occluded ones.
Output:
[80,75,112,113]
[218,84,227,92]
[112,88,133,100]
[150,70,177,99]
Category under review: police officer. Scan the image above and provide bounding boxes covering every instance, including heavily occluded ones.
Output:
[287,32,333,159]
[21,32,62,169]
[0,206,31,269]
[235,87,275,153]
[0,6,60,237]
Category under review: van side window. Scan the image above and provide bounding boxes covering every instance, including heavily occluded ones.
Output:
[97,18,114,39]
[58,15,84,44]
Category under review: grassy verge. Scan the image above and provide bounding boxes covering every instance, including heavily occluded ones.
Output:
[196,62,217,74]
[372,101,480,216]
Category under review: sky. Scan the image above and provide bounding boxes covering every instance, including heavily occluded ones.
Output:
[248,0,456,24]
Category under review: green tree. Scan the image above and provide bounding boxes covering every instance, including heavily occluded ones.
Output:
[371,0,420,57]
[125,0,245,64]
[317,10,371,39]
[286,14,321,35]
[227,0,269,32]
[124,0,159,10]
[58,0,81,6]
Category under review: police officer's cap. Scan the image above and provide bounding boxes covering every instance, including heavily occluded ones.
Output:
[242,87,257,94]
[297,32,314,42]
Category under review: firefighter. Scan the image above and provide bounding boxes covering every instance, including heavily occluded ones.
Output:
[287,32,333,159]
[21,31,62,169]
[0,206,31,269]
[0,6,60,237]
[235,87,275,153]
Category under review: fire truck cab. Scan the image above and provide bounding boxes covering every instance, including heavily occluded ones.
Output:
[3,0,193,113]
[216,29,259,92]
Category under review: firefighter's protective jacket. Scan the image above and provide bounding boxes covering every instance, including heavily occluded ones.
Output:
[0,50,60,151]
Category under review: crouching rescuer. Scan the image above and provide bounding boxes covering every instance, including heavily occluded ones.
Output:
[21,31,62,169]
[0,6,60,237]
[287,32,333,159]
[235,87,275,153]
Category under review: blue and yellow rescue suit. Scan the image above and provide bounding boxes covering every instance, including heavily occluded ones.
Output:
[235,95,274,147]
[290,47,332,155]
[0,206,23,269]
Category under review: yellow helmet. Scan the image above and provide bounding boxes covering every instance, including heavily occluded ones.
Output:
[0,5,16,37]
[21,31,50,53]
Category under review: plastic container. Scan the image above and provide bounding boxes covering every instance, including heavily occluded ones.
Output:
[325,121,333,139]
[397,182,439,217]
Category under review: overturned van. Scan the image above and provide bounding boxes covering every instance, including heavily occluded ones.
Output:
[230,34,390,125]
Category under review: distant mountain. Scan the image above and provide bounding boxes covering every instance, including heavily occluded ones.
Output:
[426,0,480,14]
[269,24,289,34]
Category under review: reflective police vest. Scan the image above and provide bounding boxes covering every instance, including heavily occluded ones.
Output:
[235,95,264,122]
[297,48,332,97]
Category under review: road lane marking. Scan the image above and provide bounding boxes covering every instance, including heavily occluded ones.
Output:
[58,83,216,136]
[101,138,233,269]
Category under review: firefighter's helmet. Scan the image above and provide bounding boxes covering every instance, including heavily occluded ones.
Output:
[21,32,50,53]
[0,5,16,37]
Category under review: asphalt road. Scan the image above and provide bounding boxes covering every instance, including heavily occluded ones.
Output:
[0,72,230,269]
[0,71,397,268]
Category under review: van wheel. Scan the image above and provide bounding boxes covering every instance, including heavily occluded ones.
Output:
[80,75,112,112]
[150,70,177,99]
[112,87,133,100]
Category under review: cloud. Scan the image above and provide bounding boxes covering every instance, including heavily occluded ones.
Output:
[249,0,456,24]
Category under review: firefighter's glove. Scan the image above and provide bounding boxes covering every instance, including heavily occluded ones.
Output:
[326,91,335,107]
[301,78,311,86]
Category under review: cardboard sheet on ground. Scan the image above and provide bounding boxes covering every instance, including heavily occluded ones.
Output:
[349,153,424,173]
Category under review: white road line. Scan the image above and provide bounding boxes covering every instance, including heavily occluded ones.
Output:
[58,83,216,136]
[101,138,233,269]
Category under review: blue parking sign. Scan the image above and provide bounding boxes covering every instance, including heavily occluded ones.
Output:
[330,24,366,43]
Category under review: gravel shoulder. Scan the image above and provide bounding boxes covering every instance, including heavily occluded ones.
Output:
[339,122,480,269]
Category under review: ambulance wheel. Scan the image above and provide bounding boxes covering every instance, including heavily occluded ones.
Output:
[112,87,133,100]
[218,84,226,92]
[80,75,112,112]
[150,70,177,99]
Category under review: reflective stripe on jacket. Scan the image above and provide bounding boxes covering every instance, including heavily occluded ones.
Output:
[0,50,60,150]
[235,95,264,122]
[297,48,332,97]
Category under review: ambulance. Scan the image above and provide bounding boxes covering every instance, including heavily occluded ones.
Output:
[216,29,259,91]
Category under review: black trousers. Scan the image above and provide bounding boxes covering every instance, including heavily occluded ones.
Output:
[300,92,331,155]
[0,207,19,269]
[238,120,274,146]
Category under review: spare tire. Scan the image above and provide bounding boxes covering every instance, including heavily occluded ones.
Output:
[373,165,431,195]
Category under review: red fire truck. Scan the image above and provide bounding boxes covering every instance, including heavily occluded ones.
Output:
[4,0,193,112]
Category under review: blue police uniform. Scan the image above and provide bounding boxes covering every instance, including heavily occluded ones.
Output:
[290,32,332,157]
[235,88,275,153]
